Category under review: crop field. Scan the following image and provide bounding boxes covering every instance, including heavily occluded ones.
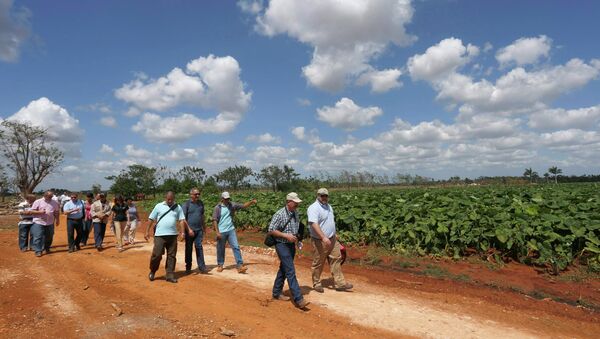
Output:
[143,183,600,273]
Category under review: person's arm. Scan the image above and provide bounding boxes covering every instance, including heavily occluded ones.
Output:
[54,203,60,227]
[212,206,221,239]
[268,212,297,242]
[308,206,331,247]
[144,220,155,241]
[241,199,257,209]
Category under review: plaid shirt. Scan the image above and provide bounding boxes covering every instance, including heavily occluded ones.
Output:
[268,207,299,244]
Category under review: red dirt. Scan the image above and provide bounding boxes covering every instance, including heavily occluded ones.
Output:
[0,213,599,338]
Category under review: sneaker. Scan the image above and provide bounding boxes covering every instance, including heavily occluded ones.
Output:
[237,265,247,274]
[273,294,291,301]
[68,248,74,253]
[216,265,224,272]
[35,252,42,257]
[118,247,125,253]
[20,248,27,252]
[96,246,103,252]
[335,283,354,291]
[295,299,310,309]
[313,285,324,293]
[148,272,155,281]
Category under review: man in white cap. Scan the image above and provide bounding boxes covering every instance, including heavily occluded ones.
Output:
[307,188,353,292]
[212,191,257,273]
[268,192,309,309]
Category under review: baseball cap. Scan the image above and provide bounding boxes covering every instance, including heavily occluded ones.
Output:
[317,188,329,196]
[286,192,302,203]
[221,191,231,199]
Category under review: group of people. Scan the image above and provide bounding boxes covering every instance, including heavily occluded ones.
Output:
[17,187,352,310]
[17,191,140,256]
[146,187,352,309]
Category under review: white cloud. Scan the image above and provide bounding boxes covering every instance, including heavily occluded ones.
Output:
[100,116,117,128]
[356,68,403,93]
[237,0,263,14]
[408,38,600,116]
[317,98,383,131]
[165,148,199,161]
[317,97,383,131]
[7,97,83,156]
[291,126,305,140]
[116,55,252,142]
[124,144,153,158]
[0,0,31,62]
[62,165,79,173]
[407,37,479,82]
[132,112,241,143]
[253,0,415,92]
[246,132,281,144]
[99,144,115,154]
[297,98,311,106]
[528,105,600,130]
[252,145,300,165]
[496,35,552,67]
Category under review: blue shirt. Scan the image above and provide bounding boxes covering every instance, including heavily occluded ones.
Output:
[149,202,185,236]
[213,202,243,233]
[63,199,84,219]
[307,200,336,239]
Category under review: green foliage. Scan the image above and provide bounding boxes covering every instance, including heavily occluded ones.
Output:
[106,164,158,197]
[141,183,600,272]
[215,165,253,190]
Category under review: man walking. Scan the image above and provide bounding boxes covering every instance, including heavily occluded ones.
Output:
[91,193,111,251]
[307,188,353,292]
[183,188,208,274]
[268,192,309,309]
[63,193,85,252]
[17,194,36,252]
[29,191,60,257]
[145,191,192,283]
[213,192,257,273]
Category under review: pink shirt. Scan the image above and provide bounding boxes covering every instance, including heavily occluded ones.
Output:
[31,198,60,226]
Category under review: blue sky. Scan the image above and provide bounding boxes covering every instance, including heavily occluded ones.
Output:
[1,0,599,190]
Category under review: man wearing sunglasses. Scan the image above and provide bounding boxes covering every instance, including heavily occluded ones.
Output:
[63,193,85,252]
[182,188,208,274]
[307,188,353,293]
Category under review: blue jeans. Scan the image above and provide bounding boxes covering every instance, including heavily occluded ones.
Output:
[81,219,92,245]
[31,223,54,253]
[216,230,243,266]
[185,229,206,271]
[18,222,33,250]
[273,242,303,303]
[93,222,106,248]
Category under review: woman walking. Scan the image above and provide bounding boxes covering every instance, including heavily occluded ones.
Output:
[123,197,139,245]
[80,193,94,247]
[110,195,129,252]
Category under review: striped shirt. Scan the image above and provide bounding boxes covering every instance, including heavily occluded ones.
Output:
[268,207,299,244]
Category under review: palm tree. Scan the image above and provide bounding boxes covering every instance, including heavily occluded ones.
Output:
[523,167,538,183]
[548,166,562,184]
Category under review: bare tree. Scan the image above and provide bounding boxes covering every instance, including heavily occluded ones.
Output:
[0,120,64,196]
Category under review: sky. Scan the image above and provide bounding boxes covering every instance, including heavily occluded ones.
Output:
[1,0,600,191]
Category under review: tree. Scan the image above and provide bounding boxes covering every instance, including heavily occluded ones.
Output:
[105,164,158,197]
[91,183,102,195]
[215,165,253,190]
[257,165,285,191]
[177,166,206,190]
[0,120,64,196]
[0,164,9,202]
[548,166,562,184]
[523,167,538,183]
[543,172,550,183]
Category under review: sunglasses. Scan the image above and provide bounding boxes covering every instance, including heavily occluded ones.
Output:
[192,193,200,196]
[319,194,329,197]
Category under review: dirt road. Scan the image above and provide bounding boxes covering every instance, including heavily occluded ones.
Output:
[1,218,599,338]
